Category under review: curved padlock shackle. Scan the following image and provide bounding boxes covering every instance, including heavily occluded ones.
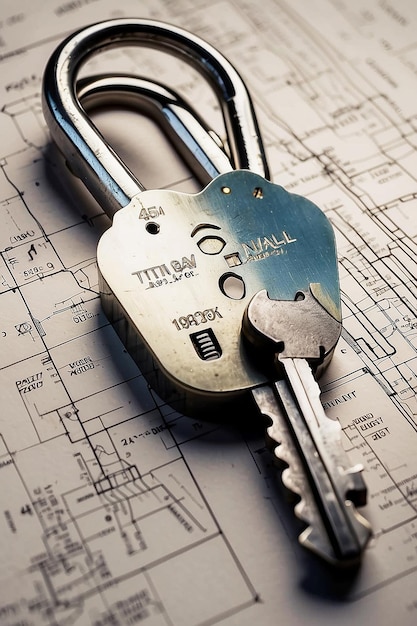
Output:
[77,73,233,186]
[42,18,269,217]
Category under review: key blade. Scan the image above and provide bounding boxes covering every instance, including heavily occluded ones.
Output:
[254,383,371,566]
[277,360,372,563]
[281,358,368,507]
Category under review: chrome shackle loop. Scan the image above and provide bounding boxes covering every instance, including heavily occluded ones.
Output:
[77,73,233,186]
[42,18,269,216]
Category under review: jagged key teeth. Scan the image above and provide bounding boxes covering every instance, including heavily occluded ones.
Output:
[253,355,372,566]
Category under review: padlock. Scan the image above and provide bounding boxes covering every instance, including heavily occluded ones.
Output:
[42,19,340,415]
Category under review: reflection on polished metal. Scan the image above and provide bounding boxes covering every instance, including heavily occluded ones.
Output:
[77,73,233,185]
[42,18,269,216]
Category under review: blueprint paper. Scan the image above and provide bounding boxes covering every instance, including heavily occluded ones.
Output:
[1,0,417,624]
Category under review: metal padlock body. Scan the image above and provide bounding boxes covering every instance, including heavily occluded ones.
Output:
[98,169,341,412]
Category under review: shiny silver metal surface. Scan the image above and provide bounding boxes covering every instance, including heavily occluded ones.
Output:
[253,380,371,565]
[242,286,342,371]
[42,18,268,216]
[77,74,233,185]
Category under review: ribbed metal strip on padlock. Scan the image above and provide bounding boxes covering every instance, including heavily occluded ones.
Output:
[42,18,269,217]
[77,73,233,185]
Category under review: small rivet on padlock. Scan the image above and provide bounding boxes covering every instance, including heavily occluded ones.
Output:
[221,186,232,195]
[253,187,263,199]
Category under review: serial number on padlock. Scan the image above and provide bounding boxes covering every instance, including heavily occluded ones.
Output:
[172,307,223,331]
